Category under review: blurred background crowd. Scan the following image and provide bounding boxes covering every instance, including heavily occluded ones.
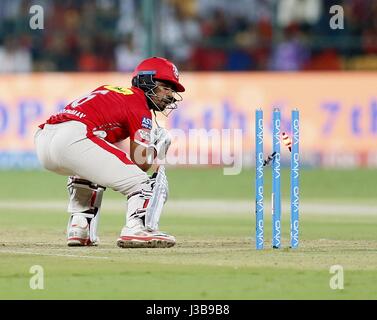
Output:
[0,0,376,73]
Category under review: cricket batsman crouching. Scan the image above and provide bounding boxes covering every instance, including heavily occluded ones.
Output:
[34,57,185,248]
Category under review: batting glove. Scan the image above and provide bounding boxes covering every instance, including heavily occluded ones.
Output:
[148,127,172,161]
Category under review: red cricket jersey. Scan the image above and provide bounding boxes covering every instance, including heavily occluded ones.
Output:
[39,85,153,146]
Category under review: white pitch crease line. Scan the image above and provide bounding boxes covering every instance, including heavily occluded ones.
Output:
[0,200,376,215]
[0,250,110,260]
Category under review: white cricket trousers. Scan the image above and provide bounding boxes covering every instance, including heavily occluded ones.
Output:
[34,120,149,195]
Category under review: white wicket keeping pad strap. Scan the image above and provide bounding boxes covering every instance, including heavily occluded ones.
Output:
[145,166,169,231]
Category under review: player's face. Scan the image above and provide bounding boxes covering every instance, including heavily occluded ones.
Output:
[152,81,176,111]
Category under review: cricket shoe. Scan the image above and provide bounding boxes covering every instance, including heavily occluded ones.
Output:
[117,226,176,248]
[67,215,97,246]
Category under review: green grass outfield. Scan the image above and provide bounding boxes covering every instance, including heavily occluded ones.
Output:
[0,168,377,299]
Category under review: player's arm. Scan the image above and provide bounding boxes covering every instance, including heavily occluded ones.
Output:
[130,139,154,172]
[130,127,171,172]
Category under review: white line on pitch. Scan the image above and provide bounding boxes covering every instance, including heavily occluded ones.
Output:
[0,250,110,260]
[0,200,376,215]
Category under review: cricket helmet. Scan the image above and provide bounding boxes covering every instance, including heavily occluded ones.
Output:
[132,57,185,92]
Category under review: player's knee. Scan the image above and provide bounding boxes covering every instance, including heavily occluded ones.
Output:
[67,176,106,213]
[112,171,150,196]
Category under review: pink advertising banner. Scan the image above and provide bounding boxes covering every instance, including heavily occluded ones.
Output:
[0,72,376,168]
